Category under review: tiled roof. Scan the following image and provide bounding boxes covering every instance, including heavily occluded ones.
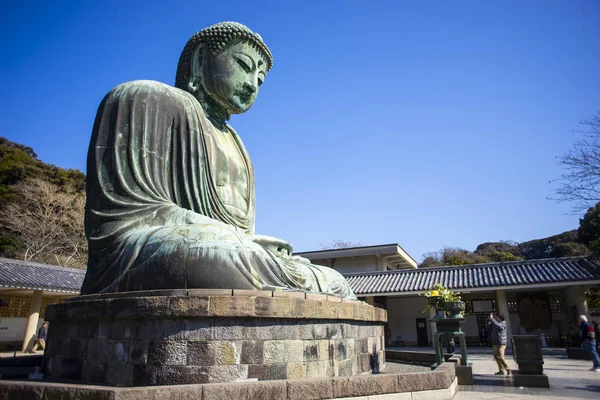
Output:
[345,257,600,295]
[0,258,84,293]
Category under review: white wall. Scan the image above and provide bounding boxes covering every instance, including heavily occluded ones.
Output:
[386,297,431,345]
[0,318,46,342]
[313,256,381,274]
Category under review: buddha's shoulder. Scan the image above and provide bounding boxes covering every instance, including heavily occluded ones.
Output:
[104,80,196,107]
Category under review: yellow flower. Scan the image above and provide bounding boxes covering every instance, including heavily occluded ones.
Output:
[430,290,440,297]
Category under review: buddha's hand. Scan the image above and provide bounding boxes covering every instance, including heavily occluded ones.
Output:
[252,234,293,259]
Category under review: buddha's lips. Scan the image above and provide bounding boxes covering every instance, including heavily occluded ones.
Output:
[236,90,254,105]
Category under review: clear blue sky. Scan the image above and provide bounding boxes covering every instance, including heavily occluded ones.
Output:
[1,1,599,261]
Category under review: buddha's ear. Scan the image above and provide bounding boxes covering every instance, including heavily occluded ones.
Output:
[188,44,204,92]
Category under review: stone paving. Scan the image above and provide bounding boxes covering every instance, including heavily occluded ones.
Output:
[454,353,600,399]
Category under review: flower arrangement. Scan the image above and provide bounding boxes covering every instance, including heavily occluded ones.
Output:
[423,284,462,315]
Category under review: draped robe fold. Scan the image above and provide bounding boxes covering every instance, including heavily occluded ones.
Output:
[81,80,356,299]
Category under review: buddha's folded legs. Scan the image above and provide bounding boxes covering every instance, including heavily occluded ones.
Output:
[108,223,355,299]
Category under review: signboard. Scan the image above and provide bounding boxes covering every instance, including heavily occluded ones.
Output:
[472,300,493,313]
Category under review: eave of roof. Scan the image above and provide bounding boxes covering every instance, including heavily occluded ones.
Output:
[295,243,418,268]
[344,257,600,295]
[0,257,85,294]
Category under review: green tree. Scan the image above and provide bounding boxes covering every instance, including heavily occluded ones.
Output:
[577,202,600,253]
[488,251,524,262]
[548,242,590,257]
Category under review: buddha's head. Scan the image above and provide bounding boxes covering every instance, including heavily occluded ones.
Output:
[176,22,273,121]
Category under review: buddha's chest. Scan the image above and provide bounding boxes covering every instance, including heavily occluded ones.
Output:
[205,128,250,213]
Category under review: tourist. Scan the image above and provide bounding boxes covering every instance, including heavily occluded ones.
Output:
[31,322,47,353]
[593,321,600,354]
[487,313,511,376]
[579,316,600,371]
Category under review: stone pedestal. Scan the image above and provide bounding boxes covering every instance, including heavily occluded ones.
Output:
[42,290,386,386]
[430,317,468,366]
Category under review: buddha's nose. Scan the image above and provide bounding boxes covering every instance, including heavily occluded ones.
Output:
[243,82,257,95]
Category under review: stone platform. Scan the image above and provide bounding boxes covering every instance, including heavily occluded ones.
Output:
[0,363,457,400]
[43,289,387,386]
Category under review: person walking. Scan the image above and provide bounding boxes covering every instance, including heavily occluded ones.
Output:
[592,320,600,355]
[488,313,511,376]
[579,316,600,372]
[31,322,47,353]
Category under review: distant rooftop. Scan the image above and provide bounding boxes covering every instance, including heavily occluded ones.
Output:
[0,258,85,293]
[344,257,600,295]
[295,243,417,269]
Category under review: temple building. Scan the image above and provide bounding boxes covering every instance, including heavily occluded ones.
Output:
[297,244,600,348]
[1,245,599,351]
[0,258,82,352]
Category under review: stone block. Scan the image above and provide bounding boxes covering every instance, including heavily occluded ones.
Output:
[133,365,158,386]
[183,319,213,340]
[188,289,232,297]
[210,296,254,317]
[455,363,473,385]
[291,299,315,319]
[305,361,324,378]
[67,338,89,359]
[170,296,209,317]
[297,321,315,339]
[318,340,331,361]
[359,354,371,373]
[362,304,374,321]
[203,380,287,400]
[396,371,447,393]
[255,296,290,318]
[112,341,130,363]
[233,289,273,297]
[110,319,137,340]
[215,341,241,365]
[81,360,108,384]
[345,374,397,397]
[270,363,287,380]
[287,378,333,400]
[97,319,112,339]
[313,323,342,340]
[315,301,337,319]
[65,300,90,320]
[137,319,167,340]
[87,339,114,363]
[337,359,354,376]
[61,358,83,380]
[155,366,210,385]
[106,362,134,386]
[337,303,354,320]
[148,340,187,365]
[207,365,248,383]
[270,322,298,340]
[287,362,305,379]
[240,340,263,364]
[109,296,170,318]
[352,302,364,320]
[129,340,149,364]
[306,293,328,301]
[248,364,270,380]
[513,372,550,388]
[263,340,285,364]
[214,319,244,340]
[188,341,216,365]
[161,319,187,340]
[303,340,320,362]
[284,340,304,363]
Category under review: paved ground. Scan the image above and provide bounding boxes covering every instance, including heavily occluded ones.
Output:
[454,353,600,399]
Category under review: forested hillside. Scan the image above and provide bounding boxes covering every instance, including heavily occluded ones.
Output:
[0,137,86,268]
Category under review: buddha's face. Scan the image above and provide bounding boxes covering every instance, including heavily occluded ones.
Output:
[200,40,268,114]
